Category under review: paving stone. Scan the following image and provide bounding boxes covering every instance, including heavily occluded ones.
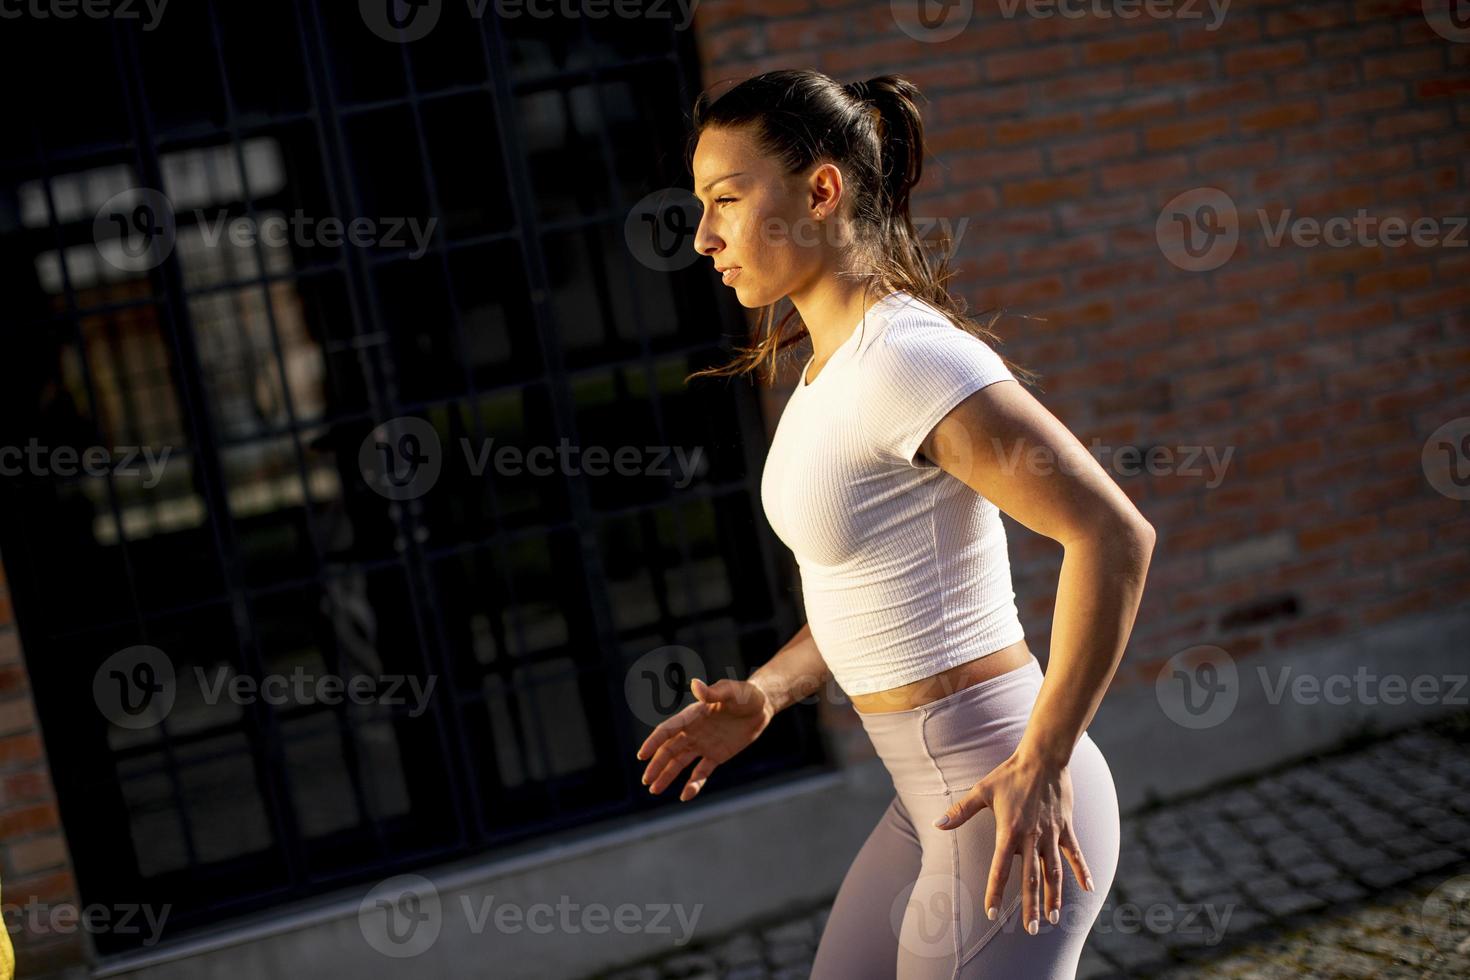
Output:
[1314,877,1369,904]
[1256,890,1328,918]
[605,967,660,980]
[759,919,813,947]
[722,965,768,980]
[1361,863,1418,889]
[1286,860,1342,886]
[711,932,763,968]
[1089,927,1168,971]
[656,952,718,977]
[630,712,1470,980]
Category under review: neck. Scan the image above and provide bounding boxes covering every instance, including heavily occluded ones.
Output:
[788,271,888,367]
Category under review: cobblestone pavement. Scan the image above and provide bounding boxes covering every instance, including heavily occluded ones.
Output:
[596,710,1470,979]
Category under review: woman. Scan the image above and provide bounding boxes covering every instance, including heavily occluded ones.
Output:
[635,70,1155,978]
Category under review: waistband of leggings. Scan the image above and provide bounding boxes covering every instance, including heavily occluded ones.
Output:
[855,653,1042,729]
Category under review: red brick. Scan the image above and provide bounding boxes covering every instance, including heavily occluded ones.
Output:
[1047,131,1139,171]
[1362,47,1446,81]
[1243,438,1326,476]
[1001,174,1092,207]
[1181,78,1269,114]
[1239,100,1322,134]
[1224,41,1309,75]
[994,111,1086,145]
[986,45,1075,82]
[1325,85,1408,116]
[1370,107,1454,140]
[1145,116,1230,151]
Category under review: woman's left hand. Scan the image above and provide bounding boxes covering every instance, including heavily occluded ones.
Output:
[930,752,1095,936]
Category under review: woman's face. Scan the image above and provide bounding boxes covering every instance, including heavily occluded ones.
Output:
[690,124,839,308]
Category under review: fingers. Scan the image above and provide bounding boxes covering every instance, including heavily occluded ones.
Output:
[680,757,717,802]
[984,830,1014,922]
[1059,822,1095,894]
[644,736,697,794]
[933,784,989,830]
[1022,834,1041,935]
[635,712,688,765]
[1041,832,1064,926]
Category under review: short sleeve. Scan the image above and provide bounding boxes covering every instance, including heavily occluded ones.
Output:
[859,318,1016,468]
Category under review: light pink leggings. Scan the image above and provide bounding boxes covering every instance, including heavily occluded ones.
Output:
[811,654,1120,979]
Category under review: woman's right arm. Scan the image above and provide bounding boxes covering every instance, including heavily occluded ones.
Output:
[749,622,831,717]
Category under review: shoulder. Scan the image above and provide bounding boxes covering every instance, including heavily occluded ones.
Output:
[858,297,1007,385]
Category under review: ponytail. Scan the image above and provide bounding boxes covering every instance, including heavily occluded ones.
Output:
[685,69,1042,391]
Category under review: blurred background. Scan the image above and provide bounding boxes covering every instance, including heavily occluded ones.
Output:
[0,1,1465,978]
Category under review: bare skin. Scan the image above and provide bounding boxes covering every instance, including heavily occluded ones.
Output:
[638,119,1156,940]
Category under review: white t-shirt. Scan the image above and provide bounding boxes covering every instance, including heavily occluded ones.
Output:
[759,289,1026,696]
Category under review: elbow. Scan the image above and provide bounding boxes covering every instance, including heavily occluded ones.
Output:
[1120,517,1156,566]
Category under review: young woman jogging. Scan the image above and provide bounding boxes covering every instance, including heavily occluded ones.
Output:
[635,70,1155,979]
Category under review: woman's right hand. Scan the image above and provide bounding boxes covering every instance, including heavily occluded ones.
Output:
[635,677,774,802]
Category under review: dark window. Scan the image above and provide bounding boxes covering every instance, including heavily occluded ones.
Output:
[0,0,823,954]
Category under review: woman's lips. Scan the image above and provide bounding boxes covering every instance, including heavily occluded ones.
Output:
[722,267,741,285]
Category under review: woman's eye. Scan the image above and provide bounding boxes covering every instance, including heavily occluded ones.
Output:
[715,197,735,205]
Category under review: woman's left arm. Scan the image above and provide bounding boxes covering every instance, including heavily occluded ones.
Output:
[916,377,1157,937]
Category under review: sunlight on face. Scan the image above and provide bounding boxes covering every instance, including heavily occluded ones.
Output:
[690,124,831,308]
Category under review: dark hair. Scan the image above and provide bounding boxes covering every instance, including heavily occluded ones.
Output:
[682,69,1041,390]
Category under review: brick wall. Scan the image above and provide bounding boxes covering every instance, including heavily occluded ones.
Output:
[0,553,84,975]
[704,0,1470,718]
